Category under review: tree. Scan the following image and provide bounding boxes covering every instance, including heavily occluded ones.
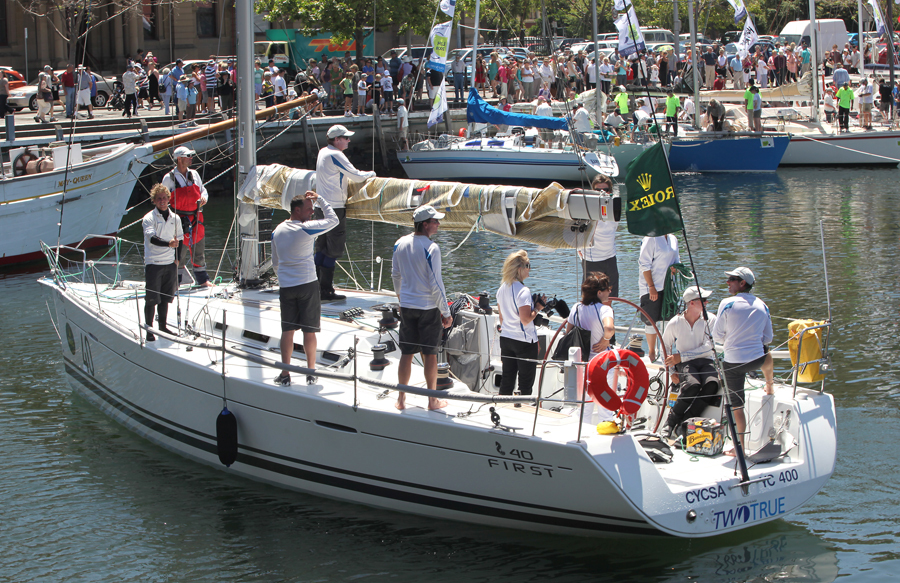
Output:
[256,0,438,60]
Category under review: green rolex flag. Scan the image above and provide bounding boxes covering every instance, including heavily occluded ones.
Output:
[624,141,683,236]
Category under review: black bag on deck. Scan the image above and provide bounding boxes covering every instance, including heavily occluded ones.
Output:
[552,305,592,361]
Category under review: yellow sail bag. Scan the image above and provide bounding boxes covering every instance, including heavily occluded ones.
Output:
[788,320,826,383]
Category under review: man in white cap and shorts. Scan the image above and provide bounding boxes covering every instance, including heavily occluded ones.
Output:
[161,146,213,287]
[314,124,376,300]
[661,286,721,437]
[712,267,775,454]
[391,205,453,411]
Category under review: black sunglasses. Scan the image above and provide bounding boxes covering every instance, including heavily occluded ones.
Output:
[728,276,743,282]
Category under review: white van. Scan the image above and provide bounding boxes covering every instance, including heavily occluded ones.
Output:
[779,19,849,53]
[640,27,676,49]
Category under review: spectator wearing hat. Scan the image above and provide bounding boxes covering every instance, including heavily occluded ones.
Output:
[271,190,339,387]
[122,63,138,118]
[135,64,149,111]
[314,125,377,300]
[391,204,453,411]
[397,98,409,148]
[712,267,774,455]
[175,75,189,122]
[661,286,721,437]
[161,146,213,287]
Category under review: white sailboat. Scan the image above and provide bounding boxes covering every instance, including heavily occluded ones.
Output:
[39,0,837,538]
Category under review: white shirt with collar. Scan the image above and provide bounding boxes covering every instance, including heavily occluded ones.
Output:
[638,235,679,296]
[712,292,774,363]
[662,311,718,362]
[142,206,184,265]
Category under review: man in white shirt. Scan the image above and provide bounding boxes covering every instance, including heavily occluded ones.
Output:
[712,266,774,454]
[661,287,720,437]
[396,98,409,148]
[272,69,288,105]
[392,205,453,411]
[857,78,874,129]
[314,125,377,300]
[532,96,554,147]
[451,53,467,104]
[271,191,339,387]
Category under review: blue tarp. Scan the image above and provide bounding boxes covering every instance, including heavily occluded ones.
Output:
[465,88,569,130]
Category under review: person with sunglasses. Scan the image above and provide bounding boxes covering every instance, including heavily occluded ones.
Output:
[661,287,721,438]
[496,250,547,397]
[712,267,774,455]
[581,175,619,306]
[141,184,184,342]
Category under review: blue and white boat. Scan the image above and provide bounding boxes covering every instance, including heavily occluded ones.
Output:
[667,133,790,173]
[399,89,618,184]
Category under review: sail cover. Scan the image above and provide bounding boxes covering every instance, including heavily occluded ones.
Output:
[466,88,568,130]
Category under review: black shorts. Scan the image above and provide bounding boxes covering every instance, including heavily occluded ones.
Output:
[279,281,320,332]
[138,87,149,99]
[314,208,346,260]
[723,354,768,407]
[398,307,443,355]
[675,358,719,389]
[640,293,663,324]
[145,263,177,305]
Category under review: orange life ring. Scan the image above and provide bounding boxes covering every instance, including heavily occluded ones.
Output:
[587,349,650,415]
[458,127,466,137]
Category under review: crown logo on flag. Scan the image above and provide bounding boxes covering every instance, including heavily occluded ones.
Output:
[637,173,652,191]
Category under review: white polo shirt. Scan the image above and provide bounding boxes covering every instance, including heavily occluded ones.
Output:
[662,311,718,362]
[638,235,680,296]
[497,281,537,343]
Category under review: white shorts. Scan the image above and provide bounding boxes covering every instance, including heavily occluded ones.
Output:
[77,88,92,106]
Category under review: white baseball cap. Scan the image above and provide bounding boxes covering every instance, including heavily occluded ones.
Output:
[682,286,712,303]
[173,146,196,158]
[413,205,445,222]
[327,125,355,139]
[725,266,755,285]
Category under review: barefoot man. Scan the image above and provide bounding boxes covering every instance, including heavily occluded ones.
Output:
[712,267,775,455]
[391,205,453,410]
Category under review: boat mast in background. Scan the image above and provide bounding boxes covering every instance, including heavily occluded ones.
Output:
[887,0,896,87]
[236,0,260,284]
[809,0,820,122]
[591,0,601,123]
[688,0,700,129]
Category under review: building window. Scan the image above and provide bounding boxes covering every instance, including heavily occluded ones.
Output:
[197,1,217,38]
[143,0,159,41]
[0,2,8,47]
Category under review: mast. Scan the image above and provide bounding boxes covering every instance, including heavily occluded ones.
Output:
[808,0,820,122]
[236,0,260,284]
[688,0,700,129]
[591,0,601,124]
[889,0,897,87]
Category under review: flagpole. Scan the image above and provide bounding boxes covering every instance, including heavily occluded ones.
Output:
[410,4,443,114]
[888,0,896,88]
[621,3,663,140]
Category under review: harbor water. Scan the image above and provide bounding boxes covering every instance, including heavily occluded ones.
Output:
[1,167,898,581]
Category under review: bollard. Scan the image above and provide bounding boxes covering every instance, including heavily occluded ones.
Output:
[4,114,14,141]
[54,124,63,142]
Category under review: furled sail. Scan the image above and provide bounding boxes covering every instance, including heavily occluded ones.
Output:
[244,166,615,250]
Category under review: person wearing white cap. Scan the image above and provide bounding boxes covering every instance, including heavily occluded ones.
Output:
[391,204,453,411]
[661,286,721,437]
[712,267,774,454]
[313,125,377,300]
[271,191,339,387]
[396,98,409,148]
[161,146,213,287]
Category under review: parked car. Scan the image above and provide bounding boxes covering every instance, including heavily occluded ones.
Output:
[0,66,27,90]
[7,70,116,111]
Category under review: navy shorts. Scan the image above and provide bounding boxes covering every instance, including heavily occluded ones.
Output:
[145,263,177,305]
[398,307,443,355]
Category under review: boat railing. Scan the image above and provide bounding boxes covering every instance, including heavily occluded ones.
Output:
[790,322,832,397]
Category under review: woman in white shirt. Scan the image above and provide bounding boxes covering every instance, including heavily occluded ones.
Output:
[638,234,680,361]
[565,272,615,359]
[497,250,546,396]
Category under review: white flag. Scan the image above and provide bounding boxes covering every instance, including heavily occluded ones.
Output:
[868,0,887,36]
[614,0,629,10]
[428,20,453,73]
[428,81,448,128]
[725,0,747,25]
[440,0,456,18]
[737,18,758,59]
[615,7,645,57]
